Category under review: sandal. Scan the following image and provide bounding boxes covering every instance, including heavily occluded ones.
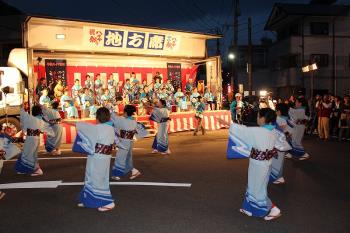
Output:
[264,212,282,221]
[77,203,85,208]
[264,206,282,221]
[98,203,115,212]
[273,177,285,185]
[130,171,141,180]
[239,208,252,217]
[0,191,5,200]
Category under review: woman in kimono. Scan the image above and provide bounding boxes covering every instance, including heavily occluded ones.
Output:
[193,96,206,136]
[42,101,63,156]
[225,108,290,220]
[81,88,93,118]
[285,97,310,160]
[149,99,171,154]
[94,74,103,94]
[54,79,64,100]
[190,88,200,109]
[39,89,51,107]
[1,129,22,199]
[270,103,291,184]
[84,75,93,91]
[61,90,79,119]
[67,107,115,212]
[15,105,54,176]
[204,88,214,111]
[110,105,148,181]
[174,88,184,112]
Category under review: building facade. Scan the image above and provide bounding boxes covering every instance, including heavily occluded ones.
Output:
[265,2,350,98]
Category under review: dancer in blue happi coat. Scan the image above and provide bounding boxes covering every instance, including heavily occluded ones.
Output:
[110,105,148,181]
[270,103,292,184]
[0,130,21,200]
[285,97,310,160]
[225,108,290,221]
[15,105,54,176]
[42,101,63,156]
[193,96,206,136]
[68,107,116,212]
[149,99,171,154]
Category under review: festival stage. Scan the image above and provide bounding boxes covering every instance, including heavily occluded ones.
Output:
[41,110,231,144]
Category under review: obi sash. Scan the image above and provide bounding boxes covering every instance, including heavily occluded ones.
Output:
[49,118,62,124]
[119,130,137,140]
[250,148,277,161]
[27,128,41,136]
[94,143,113,155]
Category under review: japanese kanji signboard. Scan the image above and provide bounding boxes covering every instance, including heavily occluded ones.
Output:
[84,26,180,51]
[167,63,182,91]
[45,59,67,86]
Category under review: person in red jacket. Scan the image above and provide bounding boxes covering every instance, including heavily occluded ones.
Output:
[317,95,332,140]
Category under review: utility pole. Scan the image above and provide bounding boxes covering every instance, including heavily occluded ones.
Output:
[216,27,221,56]
[247,17,252,96]
[232,0,240,93]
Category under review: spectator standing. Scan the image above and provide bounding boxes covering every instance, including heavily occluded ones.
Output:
[317,95,332,140]
[339,95,350,141]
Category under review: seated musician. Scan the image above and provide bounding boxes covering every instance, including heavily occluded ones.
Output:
[60,90,79,119]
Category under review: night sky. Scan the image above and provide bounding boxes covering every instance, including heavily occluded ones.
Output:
[4,0,350,56]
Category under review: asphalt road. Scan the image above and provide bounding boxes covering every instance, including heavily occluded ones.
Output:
[0,130,349,233]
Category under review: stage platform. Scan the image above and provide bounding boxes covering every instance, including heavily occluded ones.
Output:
[41,110,231,144]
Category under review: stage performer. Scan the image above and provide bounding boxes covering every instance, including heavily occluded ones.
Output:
[60,90,79,119]
[84,75,93,91]
[68,107,115,212]
[123,79,133,103]
[190,88,200,109]
[149,99,171,155]
[193,96,206,136]
[39,89,51,107]
[94,74,103,93]
[153,77,162,95]
[270,103,291,184]
[81,88,93,118]
[110,105,148,181]
[54,79,64,99]
[285,97,310,160]
[42,102,63,156]
[204,88,214,111]
[15,105,54,176]
[174,88,185,112]
[226,108,290,220]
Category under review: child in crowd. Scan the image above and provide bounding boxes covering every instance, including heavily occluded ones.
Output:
[15,105,54,176]
[70,107,116,212]
[110,105,148,181]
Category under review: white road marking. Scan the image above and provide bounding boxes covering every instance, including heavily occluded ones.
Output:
[0,181,192,189]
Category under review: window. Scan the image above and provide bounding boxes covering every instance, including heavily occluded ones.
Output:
[310,22,329,35]
[310,54,329,67]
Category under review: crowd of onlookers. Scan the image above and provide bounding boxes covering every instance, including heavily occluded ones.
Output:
[229,92,350,142]
[308,94,350,141]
